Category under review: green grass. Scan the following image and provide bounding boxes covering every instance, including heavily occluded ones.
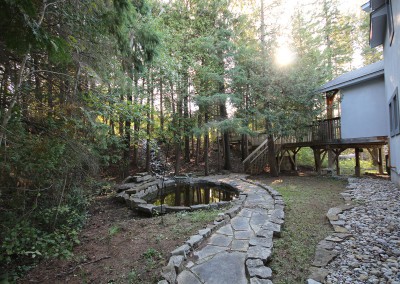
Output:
[170,209,222,237]
[254,176,346,284]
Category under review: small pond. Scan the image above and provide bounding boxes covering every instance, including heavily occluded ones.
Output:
[151,183,238,207]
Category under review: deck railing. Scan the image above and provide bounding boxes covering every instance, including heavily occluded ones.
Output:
[277,117,341,146]
[242,117,341,174]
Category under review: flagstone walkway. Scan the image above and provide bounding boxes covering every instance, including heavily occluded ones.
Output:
[159,175,285,284]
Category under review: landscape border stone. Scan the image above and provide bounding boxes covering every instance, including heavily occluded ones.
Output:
[157,175,285,284]
[114,173,241,216]
[307,178,357,284]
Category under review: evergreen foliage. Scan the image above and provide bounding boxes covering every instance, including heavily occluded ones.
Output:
[0,0,370,279]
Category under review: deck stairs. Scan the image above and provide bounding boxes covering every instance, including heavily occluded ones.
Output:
[243,138,282,175]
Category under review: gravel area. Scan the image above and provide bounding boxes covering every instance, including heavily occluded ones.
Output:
[326,178,400,284]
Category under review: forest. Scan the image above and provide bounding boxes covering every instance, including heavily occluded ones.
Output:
[0,0,382,280]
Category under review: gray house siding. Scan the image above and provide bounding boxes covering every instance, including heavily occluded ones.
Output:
[341,77,388,139]
[384,0,400,185]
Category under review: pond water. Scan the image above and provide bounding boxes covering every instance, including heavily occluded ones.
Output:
[151,184,238,207]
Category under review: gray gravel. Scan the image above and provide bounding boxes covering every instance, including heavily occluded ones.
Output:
[326,178,400,284]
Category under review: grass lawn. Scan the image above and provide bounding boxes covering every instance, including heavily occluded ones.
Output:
[252,174,346,284]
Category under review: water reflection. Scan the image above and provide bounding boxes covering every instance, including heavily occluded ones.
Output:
[152,184,237,207]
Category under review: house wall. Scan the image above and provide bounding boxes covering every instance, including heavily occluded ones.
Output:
[384,0,400,186]
[340,77,388,139]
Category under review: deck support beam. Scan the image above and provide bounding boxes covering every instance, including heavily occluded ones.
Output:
[276,147,301,173]
[367,147,384,175]
[332,148,345,175]
[312,148,327,174]
[378,147,384,174]
[355,148,361,177]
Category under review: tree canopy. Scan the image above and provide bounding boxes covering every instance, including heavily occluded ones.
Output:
[0,0,377,279]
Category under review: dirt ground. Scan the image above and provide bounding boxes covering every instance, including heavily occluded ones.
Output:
[21,170,385,284]
[20,196,220,284]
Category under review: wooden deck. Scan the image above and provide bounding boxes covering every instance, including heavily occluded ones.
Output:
[243,117,389,176]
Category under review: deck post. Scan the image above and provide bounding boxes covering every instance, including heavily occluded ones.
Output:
[332,148,342,176]
[313,148,322,174]
[289,148,300,171]
[355,148,361,177]
[378,147,384,174]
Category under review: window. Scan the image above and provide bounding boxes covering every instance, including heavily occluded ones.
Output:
[387,0,395,45]
[389,87,399,137]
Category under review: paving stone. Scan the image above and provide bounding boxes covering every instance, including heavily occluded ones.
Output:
[247,246,272,262]
[250,278,273,284]
[234,230,254,240]
[161,265,176,284]
[250,212,269,232]
[256,229,274,239]
[165,205,191,213]
[307,279,322,284]
[194,245,228,260]
[115,182,137,192]
[262,221,281,237]
[231,239,249,252]
[225,205,242,218]
[208,234,232,247]
[324,235,343,242]
[312,248,338,267]
[186,261,194,268]
[309,267,329,283]
[190,204,210,211]
[249,236,273,248]
[316,240,336,250]
[217,201,230,208]
[115,191,129,203]
[198,228,211,238]
[216,224,234,236]
[209,203,219,209]
[191,251,247,284]
[136,204,155,215]
[238,208,253,217]
[186,235,203,248]
[171,244,191,257]
[270,208,285,220]
[231,216,251,231]
[246,258,272,279]
[333,225,348,233]
[206,223,219,233]
[176,270,202,284]
[168,255,185,274]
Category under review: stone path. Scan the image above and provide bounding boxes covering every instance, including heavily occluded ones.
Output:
[160,175,284,284]
[309,177,400,284]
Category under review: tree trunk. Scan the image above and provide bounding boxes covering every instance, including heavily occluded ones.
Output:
[204,112,209,176]
[183,74,190,163]
[132,70,139,169]
[267,134,279,177]
[159,73,164,135]
[241,134,248,161]
[0,51,29,146]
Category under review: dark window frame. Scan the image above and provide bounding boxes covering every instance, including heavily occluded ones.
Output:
[389,87,399,137]
[387,0,395,45]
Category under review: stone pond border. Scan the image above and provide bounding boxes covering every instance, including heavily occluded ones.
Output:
[157,176,285,284]
[307,178,356,284]
[114,173,240,215]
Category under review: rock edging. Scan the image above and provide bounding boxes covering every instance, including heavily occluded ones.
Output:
[158,176,285,284]
[160,185,246,283]
[115,173,239,215]
[307,178,356,284]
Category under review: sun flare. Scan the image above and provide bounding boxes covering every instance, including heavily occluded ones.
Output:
[275,46,296,66]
